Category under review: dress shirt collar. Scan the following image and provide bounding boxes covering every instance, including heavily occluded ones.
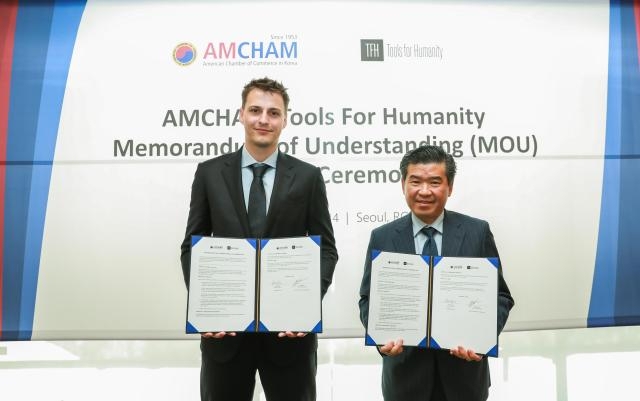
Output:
[411,210,445,238]
[241,146,278,169]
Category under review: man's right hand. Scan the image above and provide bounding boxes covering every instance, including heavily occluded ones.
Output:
[202,332,237,339]
[378,339,404,356]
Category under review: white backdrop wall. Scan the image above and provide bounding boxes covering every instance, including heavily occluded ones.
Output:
[3,0,638,341]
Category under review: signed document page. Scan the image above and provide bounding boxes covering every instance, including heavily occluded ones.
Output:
[186,237,256,333]
[259,236,322,333]
[366,251,430,347]
[430,257,498,356]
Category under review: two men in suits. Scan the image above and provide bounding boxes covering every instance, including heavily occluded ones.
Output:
[180,77,338,401]
[359,145,514,401]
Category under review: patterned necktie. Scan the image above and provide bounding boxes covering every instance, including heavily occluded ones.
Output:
[248,164,269,237]
[421,226,438,256]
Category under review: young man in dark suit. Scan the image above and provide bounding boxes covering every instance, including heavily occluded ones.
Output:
[359,145,514,401]
[181,77,338,401]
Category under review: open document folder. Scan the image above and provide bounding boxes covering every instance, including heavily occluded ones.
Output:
[366,251,499,357]
[187,236,322,334]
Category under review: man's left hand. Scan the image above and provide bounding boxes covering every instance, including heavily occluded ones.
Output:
[278,331,307,338]
[450,345,482,361]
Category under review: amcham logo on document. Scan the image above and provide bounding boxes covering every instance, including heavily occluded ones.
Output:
[361,39,384,61]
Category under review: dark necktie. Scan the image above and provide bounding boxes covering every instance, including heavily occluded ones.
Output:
[248,164,269,237]
[421,226,438,256]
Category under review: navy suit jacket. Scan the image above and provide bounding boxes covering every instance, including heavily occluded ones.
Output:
[359,211,514,401]
[181,149,338,365]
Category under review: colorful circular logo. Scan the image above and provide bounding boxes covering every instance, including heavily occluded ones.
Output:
[173,43,196,66]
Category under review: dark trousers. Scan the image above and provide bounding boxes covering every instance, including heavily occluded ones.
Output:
[200,334,317,401]
[429,362,448,401]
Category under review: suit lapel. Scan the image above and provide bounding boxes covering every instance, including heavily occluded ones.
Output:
[442,210,464,256]
[392,214,416,254]
[264,152,295,234]
[221,150,252,237]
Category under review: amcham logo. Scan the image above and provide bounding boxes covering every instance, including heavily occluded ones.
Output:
[173,43,197,66]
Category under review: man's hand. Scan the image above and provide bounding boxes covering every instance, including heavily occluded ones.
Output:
[278,331,307,338]
[202,332,237,339]
[378,339,404,356]
[450,345,482,361]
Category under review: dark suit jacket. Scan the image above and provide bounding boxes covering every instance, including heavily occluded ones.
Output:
[181,148,338,365]
[359,211,514,401]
